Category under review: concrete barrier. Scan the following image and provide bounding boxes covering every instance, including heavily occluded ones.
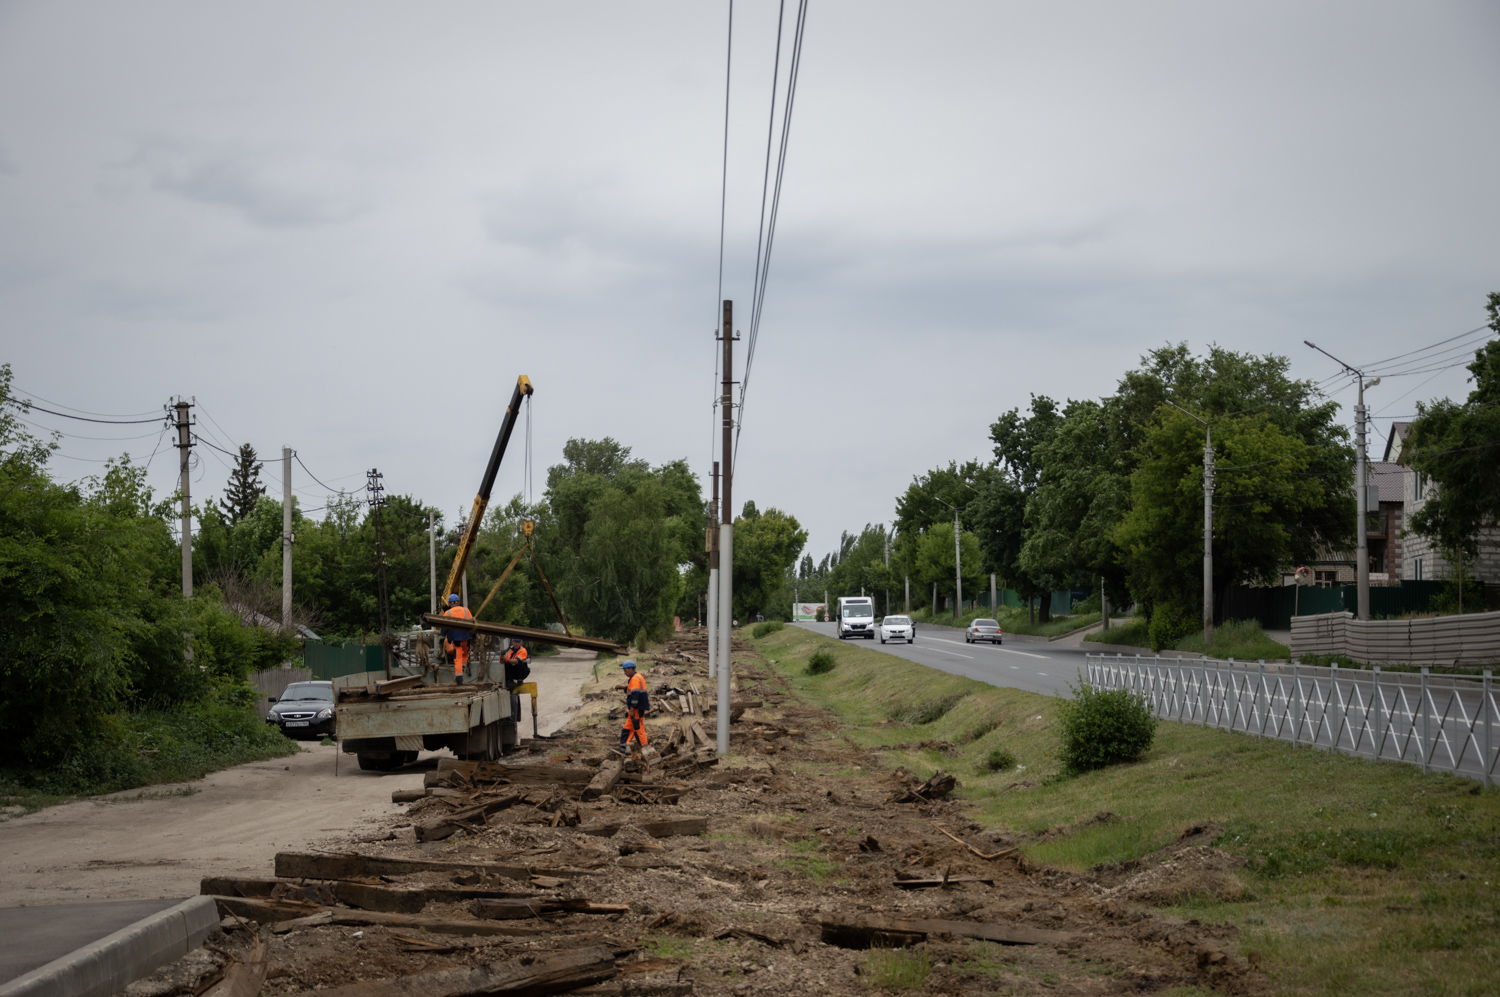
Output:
[0,896,218,997]
[1291,609,1500,665]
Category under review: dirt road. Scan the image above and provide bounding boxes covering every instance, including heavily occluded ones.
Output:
[0,647,598,908]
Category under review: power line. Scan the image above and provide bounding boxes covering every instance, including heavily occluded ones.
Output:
[11,388,161,418]
[293,451,341,495]
[6,399,165,425]
[13,414,162,442]
[1357,324,1491,372]
[735,0,809,464]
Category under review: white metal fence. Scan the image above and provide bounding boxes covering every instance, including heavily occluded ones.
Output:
[1085,653,1498,785]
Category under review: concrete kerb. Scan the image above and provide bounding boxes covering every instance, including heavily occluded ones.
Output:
[0,896,218,997]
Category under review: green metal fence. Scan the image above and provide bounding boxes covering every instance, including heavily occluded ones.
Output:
[1222,579,1458,631]
[303,643,385,680]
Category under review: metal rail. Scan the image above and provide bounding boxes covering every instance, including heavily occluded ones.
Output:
[1086,652,1499,785]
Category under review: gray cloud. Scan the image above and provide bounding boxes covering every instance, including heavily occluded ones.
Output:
[121,136,370,229]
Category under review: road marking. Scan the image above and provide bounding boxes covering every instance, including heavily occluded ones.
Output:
[933,648,974,660]
[926,637,1048,660]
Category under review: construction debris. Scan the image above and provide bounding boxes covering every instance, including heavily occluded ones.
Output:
[282,944,616,997]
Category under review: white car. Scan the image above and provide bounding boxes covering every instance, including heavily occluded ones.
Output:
[880,615,915,644]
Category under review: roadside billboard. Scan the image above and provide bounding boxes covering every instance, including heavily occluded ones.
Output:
[792,603,825,621]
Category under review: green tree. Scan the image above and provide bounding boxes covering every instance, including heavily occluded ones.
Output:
[986,395,1065,619]
[219,444,266,524]
[731,503,808,620]
[1404,295,1500,565]
[914,521,983,607]
[1114,408,1347,639]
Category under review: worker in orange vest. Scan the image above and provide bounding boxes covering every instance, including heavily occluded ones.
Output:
[616,659,649,753]
[502,638,530,688]
[441,594,474,683]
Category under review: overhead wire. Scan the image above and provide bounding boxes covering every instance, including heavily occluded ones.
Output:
[735,0,809,465]
[710,0,734,491]
[7,399,165,425]
[10,388,161,418]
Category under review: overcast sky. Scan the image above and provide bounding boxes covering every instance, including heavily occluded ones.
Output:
[3,1,1498,564]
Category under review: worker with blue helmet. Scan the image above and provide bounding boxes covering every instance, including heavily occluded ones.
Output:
[616,660,649,753]
[441,593,474,683]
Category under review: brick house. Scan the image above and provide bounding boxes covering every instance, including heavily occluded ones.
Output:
[1385,421,1500,583]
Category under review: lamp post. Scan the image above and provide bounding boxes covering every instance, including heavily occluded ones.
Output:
[1305,341,1379,621]
[1165,400,1214,648]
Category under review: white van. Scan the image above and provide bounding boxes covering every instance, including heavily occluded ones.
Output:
[836,596,876,639]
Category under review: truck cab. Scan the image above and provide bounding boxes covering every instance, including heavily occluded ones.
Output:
[837,596,876,639]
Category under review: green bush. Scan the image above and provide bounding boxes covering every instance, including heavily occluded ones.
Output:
[1147,605,1195,651]
[752,620,784,639]
[980,747,1017,773]
[806,649,837,675]
[1055,682,1158,773]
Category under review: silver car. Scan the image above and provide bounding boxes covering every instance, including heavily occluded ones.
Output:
[965,619,1003,644]
[880,615,915,644]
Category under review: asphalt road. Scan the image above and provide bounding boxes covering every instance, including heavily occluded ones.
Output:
[793,620,1092,698]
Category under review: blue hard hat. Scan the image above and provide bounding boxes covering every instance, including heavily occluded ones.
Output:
[448,593,460,604]
[621,659,636,670]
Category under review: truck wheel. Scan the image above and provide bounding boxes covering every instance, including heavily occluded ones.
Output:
[356,753,380,771]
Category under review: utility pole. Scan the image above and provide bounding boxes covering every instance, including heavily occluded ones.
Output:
[174,399,195,599]
[707,461,719,681]
[282,447,293,626]
[904,575,909,614]
[1305,341,1380,621]
[429,511,437,614]
[367,469,390,632]
[1166,400,1214,647]
[717,300,736,756]
[990,573,997,614]
[953,506,962,618]
[932,581,938,617]
[884,530,890,617]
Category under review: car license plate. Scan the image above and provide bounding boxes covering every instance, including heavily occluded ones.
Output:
[285,721,310,727]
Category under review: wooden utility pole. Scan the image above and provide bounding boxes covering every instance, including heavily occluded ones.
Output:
[717,301,736,756]
[174,399,195,599]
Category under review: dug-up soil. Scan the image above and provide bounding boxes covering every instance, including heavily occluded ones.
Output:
[125,628,1268,997]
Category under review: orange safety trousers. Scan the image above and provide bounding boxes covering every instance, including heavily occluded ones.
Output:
[446,640,470,674]
[622,709,648,747]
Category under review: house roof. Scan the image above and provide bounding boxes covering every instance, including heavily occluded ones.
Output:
[1384,421,1411,462]
[1371,461,1404,504]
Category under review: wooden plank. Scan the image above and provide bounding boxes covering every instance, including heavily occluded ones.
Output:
[275,851,546,883]
[210,897,551,937]
[434,757,594,785]
[581,757,623,802]
[420,612,629,655]
[472,898,631,920]
[201,932,265,997]
[578,817,708,839]
[891,876,995,889]
[280,944,615,997]
[415,792,528,842]
[818,913,1074,948]
[375,674,426,696]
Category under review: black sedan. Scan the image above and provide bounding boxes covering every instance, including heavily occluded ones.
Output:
[266,681,336,739]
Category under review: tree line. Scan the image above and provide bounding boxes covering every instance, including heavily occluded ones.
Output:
[0,370,812,769]
[795,343,1361,646]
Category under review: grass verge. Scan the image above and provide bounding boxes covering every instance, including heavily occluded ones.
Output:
[0,684,298,812]
[1087,617,1291,661]
[756,625,1500,997]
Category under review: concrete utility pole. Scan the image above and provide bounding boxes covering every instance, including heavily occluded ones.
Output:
[990,574,997,613]
[932,581,938,617]
[282,447,293,627]
[429,511,437,614]
[717,301,736,756]
[1305,341,1380,621]
[904,575,909,614]
[707,461,719,681]
[1102,576,1111,631]
[1166,400,1214,648]
[173,399,195,599]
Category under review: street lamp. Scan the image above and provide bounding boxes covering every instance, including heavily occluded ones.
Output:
[1305,341,1380,622]
[1164,400,1214,649]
